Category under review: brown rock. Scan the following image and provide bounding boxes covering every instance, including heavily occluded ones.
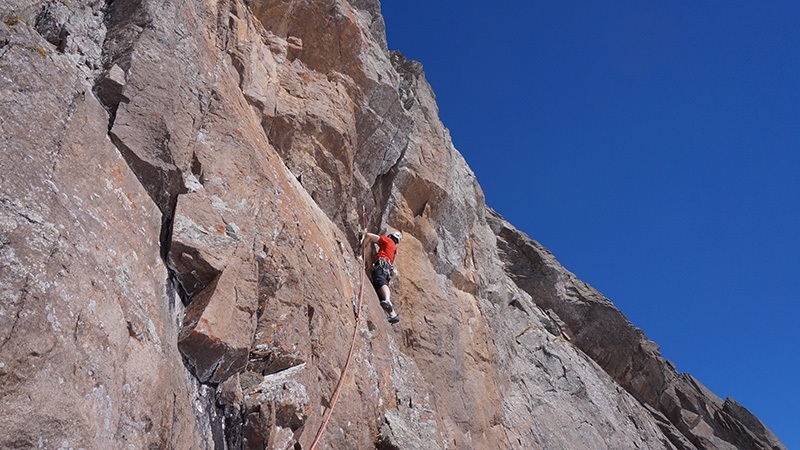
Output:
[178,246,257,384]
[94,64,128,113]
[168,191,240,298]
[0,0,787,449]
[0,4,204,447]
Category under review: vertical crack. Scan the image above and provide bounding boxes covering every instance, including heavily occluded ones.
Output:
[0,277,29,353]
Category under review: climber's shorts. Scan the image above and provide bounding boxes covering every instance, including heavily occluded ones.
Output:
[371,258,393,290]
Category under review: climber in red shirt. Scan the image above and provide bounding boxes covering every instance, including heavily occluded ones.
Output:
[361,231,402,324]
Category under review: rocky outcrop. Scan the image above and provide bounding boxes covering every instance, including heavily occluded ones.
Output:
[489,212,786,450]
[0,0,785,449]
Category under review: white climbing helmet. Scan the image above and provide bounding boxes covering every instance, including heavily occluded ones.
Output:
[388,231,402,243]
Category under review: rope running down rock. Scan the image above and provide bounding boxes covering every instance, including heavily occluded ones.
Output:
[309,209,368,449]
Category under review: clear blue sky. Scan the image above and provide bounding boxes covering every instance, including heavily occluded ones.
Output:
[381,2,799,447]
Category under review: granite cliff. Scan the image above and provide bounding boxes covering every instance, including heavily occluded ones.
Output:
[0,0,786,448]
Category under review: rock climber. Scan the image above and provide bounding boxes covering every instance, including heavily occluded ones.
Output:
[361,230,402,324]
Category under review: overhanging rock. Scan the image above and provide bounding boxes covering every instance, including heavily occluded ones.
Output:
[178,247,257,384]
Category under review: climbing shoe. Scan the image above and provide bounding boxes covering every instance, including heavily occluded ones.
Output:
[380,300,392,311]
[387,315,400,324]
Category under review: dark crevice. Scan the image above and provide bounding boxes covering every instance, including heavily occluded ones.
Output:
[375,429,401,450]
[0,280,28,353]
[190,151,205,185]
[108,131,183,218]
[33,3,69,52]
[168,268,191,307]
[95,0,183,296]
[247,348,305,377]
[89,0,237,447]
[307,304,315,329]
[179,274,222,341]
[94,0,152,125]
[159,211,173,262]
[101,0,153,70]
[508,298,529,315]
[202,385,226,450]
[219,395,246,450]
[369,138,409,229]
[413,199,427,218]
[93,70,128,129]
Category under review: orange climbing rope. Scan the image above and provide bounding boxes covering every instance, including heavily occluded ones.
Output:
[309,212,368,450]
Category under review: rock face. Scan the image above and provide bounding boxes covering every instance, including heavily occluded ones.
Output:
[0,0,786,449]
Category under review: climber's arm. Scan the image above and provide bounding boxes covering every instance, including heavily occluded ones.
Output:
[360,232,380,250]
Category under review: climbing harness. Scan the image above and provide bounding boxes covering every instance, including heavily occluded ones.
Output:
[309,208,368,450]
[373,257,394,282]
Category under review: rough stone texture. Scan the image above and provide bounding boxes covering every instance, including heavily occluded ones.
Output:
[489,212,787,450]
[0,0,787,449]
[0,3,204,448]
